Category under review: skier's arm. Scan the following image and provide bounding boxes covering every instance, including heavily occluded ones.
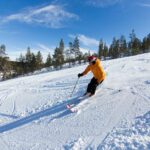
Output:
[82,65,91,76]
[78,65,90,78]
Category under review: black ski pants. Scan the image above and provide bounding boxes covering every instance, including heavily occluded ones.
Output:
[87,77,103,95]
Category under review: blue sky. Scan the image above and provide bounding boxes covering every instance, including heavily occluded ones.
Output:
[0,0,150,61]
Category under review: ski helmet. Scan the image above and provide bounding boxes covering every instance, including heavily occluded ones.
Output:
[88,56,96,62]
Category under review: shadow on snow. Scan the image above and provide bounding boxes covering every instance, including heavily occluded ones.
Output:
[0,113,19,119]
[0,96,79,133]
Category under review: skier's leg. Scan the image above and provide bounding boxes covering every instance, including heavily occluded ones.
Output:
[90,79,104,95]
[90,78,98,95]
[86,77,95,94]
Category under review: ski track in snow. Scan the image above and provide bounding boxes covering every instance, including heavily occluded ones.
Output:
[0,53,150,149]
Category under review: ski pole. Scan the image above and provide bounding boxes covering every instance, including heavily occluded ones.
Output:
[70,77,79,97]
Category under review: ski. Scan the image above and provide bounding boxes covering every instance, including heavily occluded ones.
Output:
[66,95,91,110]
[66,104,74,109]
[69,95,93,113]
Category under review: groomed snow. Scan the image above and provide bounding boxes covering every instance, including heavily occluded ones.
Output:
[0,53,150,149]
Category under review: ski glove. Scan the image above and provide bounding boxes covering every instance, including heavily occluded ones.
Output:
[78,73,83,78]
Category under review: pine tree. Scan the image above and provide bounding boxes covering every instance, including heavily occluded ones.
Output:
[26,47,32,63]
[0,45,11,80]
[108,45,113,58]
[69,42,75,66]
[31,53,37,72]
[119,35,127,57]
[45,53,52,67]
[147,34,150,49]
[53,47,62,69]
[132,38,141,55]
[78,51,83,64]
[0,45,6,57]
[143,33,150,52]
[98,39,104,59]
[0,45,5,71]
[2,57,11,80]
[73,36,80,62]
[103,43,108,60]
[0,45,6,76]
[17,53,26,75]
[60,39,64,51]
[114,39,120,58]
[111,37,119,59]
[36,51,43,70]
[129,29,141,55]
[65,49,70,66]
[25,47,32,72]
[129,29,136,44]
[142,37,148,53]
[65,45,72,68]
[59,39,65,67]
[122,38,128,56]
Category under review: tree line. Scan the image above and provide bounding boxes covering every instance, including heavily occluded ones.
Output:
[98,30,150,60]
[0,30,150,80]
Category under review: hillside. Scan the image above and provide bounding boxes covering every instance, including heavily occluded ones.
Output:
[0,53,150,149]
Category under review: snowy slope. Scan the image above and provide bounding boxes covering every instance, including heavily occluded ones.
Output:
[0,53,150,149]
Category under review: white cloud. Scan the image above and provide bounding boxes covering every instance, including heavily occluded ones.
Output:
[37,43,54,53]
[7,44,54,62]
[7,49,27,61]
[7,43,97,62]
[69,34,99,47]
[80,47,95,54]
[1,4,79,28]
[87,0,122,7]
[138,3,150,7]
[78,34,99,46]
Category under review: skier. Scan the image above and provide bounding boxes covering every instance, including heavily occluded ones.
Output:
[78,56,105,97]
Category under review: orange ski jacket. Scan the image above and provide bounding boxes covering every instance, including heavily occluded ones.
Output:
[82,59,105,83]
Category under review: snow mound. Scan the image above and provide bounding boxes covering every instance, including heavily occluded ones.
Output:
[101,111,150,150]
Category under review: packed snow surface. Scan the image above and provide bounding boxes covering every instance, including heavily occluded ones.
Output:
[0,53,150,149]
